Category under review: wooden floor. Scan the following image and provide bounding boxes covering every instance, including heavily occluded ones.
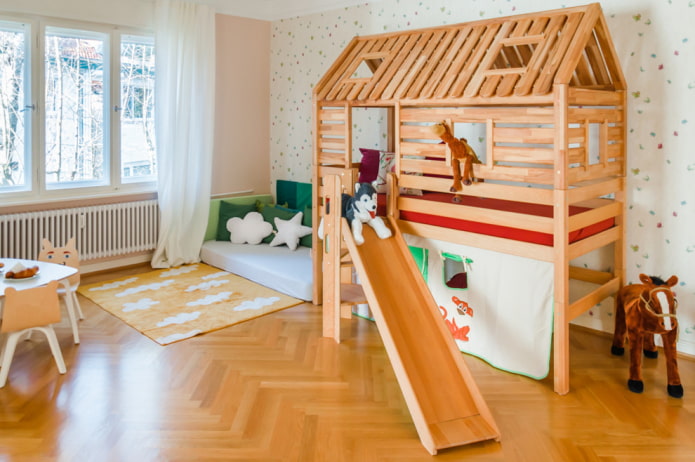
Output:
[1,265,695,461]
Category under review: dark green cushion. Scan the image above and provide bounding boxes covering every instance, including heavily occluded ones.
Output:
[217,201,257,241]
[276,180,297,209]
[299,205,312,248]
[260,205,299,244]
[296,182,312,210]
[276,180,312,210]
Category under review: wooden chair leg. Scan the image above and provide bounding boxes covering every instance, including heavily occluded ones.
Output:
[72,289,85,320]
[0,331,22,388]
[60,282,80,344]
[40,326,67,374]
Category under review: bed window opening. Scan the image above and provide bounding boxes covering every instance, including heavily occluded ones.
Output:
[587,122,602,165]
[453,122,487,164]
[441,252,473,290]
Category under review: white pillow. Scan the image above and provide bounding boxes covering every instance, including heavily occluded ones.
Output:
[269,212,312,251]
[374,151,395,193]
[226,211,273,244]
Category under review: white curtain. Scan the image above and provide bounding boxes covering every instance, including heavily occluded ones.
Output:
[151,0,216,268]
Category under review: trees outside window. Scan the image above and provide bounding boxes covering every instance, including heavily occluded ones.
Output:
[45,29,107,186]
[120,35,156,182]
[0,22,29,191]
[0,16,155,201]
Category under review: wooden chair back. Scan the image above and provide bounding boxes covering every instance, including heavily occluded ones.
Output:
[37,237,81,286]
[2,281,61,333]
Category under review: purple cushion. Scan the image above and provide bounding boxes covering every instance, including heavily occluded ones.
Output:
[358,148,380,183]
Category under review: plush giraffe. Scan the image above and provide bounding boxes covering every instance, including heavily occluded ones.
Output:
[429,121,481,192]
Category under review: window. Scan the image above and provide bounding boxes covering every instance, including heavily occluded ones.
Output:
[0,21,30,192]
[0,15,155,203]
[44,27,108,187]
[120,35,156,182]
[441,252,472,290]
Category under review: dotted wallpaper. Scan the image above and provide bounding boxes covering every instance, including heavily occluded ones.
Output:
[269,0,695,353]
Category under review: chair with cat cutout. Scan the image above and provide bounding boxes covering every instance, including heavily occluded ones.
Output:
[37,238,83,344]
[0,281,67,388]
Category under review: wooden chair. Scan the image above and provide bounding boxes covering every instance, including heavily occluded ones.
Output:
[38,238,83,344]
[0,281,67,388]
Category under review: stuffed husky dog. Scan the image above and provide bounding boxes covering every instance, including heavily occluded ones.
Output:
[318,182,392,245]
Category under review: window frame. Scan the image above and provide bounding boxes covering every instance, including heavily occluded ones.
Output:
[0,18,32,195]
[0,13,156,206]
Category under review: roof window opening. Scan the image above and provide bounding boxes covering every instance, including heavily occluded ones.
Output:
[493,44,530,71]
[351,57,383,79]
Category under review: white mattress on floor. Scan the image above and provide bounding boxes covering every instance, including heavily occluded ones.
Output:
[200,240,313,301]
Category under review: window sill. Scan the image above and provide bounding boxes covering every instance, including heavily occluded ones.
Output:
[0,190,158,215]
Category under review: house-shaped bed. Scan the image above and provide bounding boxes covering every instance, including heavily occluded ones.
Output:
[312,2,626,397]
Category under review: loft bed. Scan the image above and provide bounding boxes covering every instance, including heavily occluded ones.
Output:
[312,3,626,395]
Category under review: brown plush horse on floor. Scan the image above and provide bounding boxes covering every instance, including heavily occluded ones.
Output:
[429,121,481,192]
[611,274,682,398]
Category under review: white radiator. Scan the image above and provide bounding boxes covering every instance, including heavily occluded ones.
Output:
[0,200,159,261]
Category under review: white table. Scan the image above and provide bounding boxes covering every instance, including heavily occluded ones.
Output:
[0,258,77,297]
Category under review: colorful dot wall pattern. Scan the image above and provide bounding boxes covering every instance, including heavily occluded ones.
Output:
[268,0,695,353]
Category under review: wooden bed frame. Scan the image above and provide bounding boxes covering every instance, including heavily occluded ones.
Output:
[311,3,626,395]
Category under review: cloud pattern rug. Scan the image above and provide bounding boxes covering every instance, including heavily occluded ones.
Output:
[78,263,303,345]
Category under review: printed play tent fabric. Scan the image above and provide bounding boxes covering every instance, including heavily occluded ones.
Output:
[404,234,554,379]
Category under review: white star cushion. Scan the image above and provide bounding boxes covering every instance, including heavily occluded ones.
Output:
[226,211,273,244]
[269,212,312,251]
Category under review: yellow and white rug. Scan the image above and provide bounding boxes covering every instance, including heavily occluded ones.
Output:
[78,263,302,345]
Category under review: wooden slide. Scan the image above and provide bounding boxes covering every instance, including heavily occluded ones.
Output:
[341,217,500,455]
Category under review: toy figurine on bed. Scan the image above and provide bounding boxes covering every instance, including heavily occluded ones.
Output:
[611,274,683,398]
[318,182,392,246]
[429,121,482,192]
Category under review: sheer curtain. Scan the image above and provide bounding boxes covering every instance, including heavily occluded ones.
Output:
[151,0,216,268]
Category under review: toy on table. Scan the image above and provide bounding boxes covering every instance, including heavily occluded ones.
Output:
[429,121,482,192]
[611,274,683,398]
[318,182,392,246]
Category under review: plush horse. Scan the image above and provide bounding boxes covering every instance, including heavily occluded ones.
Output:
[611,274,682,398]
[429,121,481,192]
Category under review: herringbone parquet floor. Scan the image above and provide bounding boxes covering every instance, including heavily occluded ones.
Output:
[1,265,694,461]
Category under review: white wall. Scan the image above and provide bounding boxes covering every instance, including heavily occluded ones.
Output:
[212,14,271,196]
[0,0,154,28]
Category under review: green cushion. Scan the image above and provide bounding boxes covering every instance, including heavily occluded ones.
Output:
[216,201,257,241]
[205,194,273,241]
[276,180,312,210]
[276,180,297,209]
[299,205,312,248]
[296,182,312,210]
[260,205,299,244]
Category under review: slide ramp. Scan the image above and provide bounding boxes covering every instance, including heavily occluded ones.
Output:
[342,217,500,455]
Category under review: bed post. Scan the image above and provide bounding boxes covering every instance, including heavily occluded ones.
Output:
[311,97,322,306]
[321,174,343,341]
[615,88,627,305]
[553,83,570,395]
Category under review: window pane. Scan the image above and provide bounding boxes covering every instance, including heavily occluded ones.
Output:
[0,22,29,191]
[120,35,156,182]
[45,28,107,187]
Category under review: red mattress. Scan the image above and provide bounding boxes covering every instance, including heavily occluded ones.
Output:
[380,192,614,246]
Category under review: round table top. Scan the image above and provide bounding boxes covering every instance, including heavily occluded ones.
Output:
[0,258,78,296]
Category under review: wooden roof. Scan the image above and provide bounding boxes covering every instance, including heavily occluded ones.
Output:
[314,3,625,104]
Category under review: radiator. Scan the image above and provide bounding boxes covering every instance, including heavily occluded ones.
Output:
[0,200,159,261]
